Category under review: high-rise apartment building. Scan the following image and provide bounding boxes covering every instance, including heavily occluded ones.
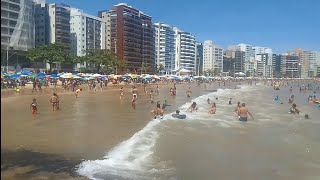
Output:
[174,27,196,74]
[35,2,71,46]
[272,54,283,77]
[281,54,300,78]
[98,10,111,50]
[99,3,155,73]
[253,46,273,77]
[195,42,203,76]
[237,43,255,75]
[1,0,35,51]
[70,8,106,71]
[154,22,175,74]
[203,40,223,75]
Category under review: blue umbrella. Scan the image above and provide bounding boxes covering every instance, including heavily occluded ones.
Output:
[50,74,60,79]
[145,77,151,81]
[10,74,21,79]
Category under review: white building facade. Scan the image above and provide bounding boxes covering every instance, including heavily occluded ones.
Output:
[253,46,273,77]
[1,0,35,51]
[203,40,223,75]
[237,43,255,75]
[154,23,176,74]
[173,27,196,74]
[70,8,106,71]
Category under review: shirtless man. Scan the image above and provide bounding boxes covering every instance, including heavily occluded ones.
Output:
[151,104,164,118]
[237,103,254,122]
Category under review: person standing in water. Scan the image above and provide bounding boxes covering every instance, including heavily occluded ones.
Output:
[234,102,241,113]
[289,103,300,114]
[237,103,254,122]
[228,98,232,105]
[149,90,154,103]
[75,88,82,98]
[288,95,294,104]
[50,93,59,111]
[151,103,164,118]
[30,98,38,117]
[209,102,216,114]
[186,87,192,98]
[120,87,124,99]
[132,94,137,110]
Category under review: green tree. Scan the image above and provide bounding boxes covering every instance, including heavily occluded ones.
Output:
[138,62,149,75]
[27,43,76,72]
[80,49,118,73]
[205,69,214,76]
[157,63,165,75]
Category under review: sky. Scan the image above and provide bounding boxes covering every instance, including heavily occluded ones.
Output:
[51,0,320,53]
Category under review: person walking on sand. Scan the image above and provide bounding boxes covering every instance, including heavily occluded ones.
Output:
[237,103,254,122]
[132,94,137,110]
[30,98,38,118]
[75,88,82,98]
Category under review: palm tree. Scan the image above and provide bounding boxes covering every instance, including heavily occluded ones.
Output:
[138,62,149,75]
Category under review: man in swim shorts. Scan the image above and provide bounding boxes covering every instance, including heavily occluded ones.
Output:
[237,103,254,122]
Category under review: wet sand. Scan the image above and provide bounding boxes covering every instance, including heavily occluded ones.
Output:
[1,82,237,179]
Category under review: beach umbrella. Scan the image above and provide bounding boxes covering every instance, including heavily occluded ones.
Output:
[130,74,138,78]
[93,73,102,77]
[50,74,60,79]
[10,74,21,79]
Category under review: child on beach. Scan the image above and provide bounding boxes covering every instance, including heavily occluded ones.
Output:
[30,98,38,117]
[75,88,82,98]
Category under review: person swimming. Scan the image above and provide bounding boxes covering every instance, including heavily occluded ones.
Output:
[187,102,198,113]
[289,103,300,114]
[172,110,187,119]
[274,95,280,102]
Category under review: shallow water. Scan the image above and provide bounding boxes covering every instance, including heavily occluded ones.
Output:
[77,84,320,180]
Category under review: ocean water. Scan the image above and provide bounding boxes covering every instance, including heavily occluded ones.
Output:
[76,84,320,180]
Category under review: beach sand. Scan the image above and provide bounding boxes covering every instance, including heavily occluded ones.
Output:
[1,82,237,179]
